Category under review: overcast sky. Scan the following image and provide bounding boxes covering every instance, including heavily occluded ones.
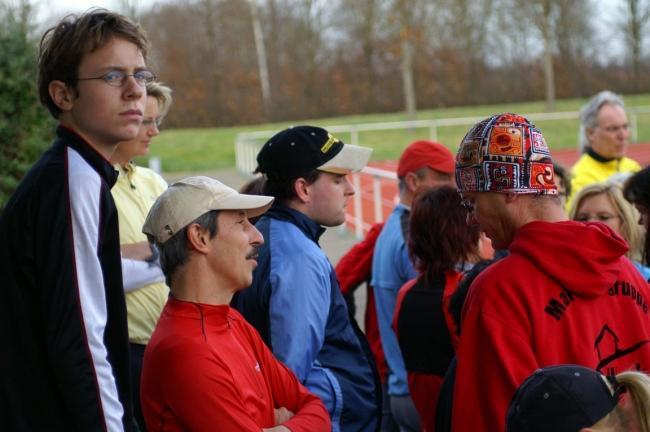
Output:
[27,0,631,61]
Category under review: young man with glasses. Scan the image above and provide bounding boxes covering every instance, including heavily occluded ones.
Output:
[0,9,151,431]
[568,91,641,209]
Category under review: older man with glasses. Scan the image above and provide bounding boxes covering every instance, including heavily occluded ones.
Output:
[567,90,641,210]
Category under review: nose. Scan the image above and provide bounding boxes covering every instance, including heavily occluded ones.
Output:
[147,123,159,137]
[344,176,355,196]
[249,223,264,246]
[123,74,145,100]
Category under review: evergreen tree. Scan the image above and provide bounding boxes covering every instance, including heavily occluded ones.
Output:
[0,3,54,211]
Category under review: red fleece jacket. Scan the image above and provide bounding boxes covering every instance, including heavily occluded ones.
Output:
[452,220,650,432]
[141,297,330,432]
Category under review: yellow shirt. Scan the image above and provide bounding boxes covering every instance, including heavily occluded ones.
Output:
[567,152,641,211]
[112,163,169,345]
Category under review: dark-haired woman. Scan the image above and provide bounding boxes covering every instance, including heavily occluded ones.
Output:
[392,186,482,431]
[624,166,650,278]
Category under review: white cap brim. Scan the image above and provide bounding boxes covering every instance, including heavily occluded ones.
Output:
[318,144,372,175]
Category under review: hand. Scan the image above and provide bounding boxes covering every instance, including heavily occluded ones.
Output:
[121,241,154,261]
[273,407,294,425]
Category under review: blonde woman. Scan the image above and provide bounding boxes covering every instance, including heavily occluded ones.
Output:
[507,364,650,432]
[110,81,172,431]
[570,182,650,280]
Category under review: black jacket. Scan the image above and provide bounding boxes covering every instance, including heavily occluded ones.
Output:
[0,127,135,431]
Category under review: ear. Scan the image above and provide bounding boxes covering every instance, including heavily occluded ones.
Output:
[48,80,75,112]
[404,172,419,194]
[186,224,211,254]
[293,178,311,204]
[586,126,597,143]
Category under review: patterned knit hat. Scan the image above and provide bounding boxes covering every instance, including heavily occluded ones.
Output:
[455,113,557,195]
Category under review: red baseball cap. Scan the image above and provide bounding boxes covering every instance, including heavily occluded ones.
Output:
[397,140,455,178]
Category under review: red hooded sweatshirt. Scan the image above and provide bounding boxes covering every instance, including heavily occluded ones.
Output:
[451,220,650,432]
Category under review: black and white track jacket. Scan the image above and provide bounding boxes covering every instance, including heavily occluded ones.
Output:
[0,126,135,431]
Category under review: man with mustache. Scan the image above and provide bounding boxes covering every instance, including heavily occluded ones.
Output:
[233,126,381,431]
[0,9,150,431]
[140,176,330,431]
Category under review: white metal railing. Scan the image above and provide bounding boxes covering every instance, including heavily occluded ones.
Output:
[235,107,650,175]
[344,167,397,238]
[234,106,650,237]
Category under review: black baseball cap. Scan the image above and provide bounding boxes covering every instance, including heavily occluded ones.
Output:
[506,365,619,432]
[255,125,372,180]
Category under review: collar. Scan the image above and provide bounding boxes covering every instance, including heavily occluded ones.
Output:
[264,203,326,243]
[114,162,137,189]
[165,295,233,322]
[586,146,618,163]
[396,202,411,213]
[56,126,119,187]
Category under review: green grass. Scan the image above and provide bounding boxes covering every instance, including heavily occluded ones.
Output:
[137,94,650,173]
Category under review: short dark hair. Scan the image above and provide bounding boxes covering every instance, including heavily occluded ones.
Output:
[624,166,650,209]
[552,162,571,198]
[624,166,650,265]
[408,186,480,287]
[38,9,150,118]
[151,210,219,286]
[261,170,322,203]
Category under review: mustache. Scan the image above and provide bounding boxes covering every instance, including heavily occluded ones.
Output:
[245,247,259,260]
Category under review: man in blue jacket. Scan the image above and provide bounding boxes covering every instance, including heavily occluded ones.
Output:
[371,140,455,431]
[233,125,380,431]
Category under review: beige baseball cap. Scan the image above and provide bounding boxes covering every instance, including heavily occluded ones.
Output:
[143,176,274,244]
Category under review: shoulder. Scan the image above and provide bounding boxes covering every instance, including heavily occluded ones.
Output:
[621,156,642,171]
[134,166,168,191]
[571,154,595,174]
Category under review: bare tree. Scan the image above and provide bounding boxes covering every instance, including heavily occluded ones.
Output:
[619,0,650,91]
[116,0,140,20]
[394,0,417,120]
[249,0,272,117]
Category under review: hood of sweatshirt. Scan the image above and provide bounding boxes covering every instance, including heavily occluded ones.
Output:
[509,220,629,298]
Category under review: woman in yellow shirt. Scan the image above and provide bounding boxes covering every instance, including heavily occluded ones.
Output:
[110,81,172,431]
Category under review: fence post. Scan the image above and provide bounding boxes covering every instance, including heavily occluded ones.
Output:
[148,156,161,174]
[352,173,363,239]
[429,121,438,141]
[373,176,383,223]
[351,126,359,146]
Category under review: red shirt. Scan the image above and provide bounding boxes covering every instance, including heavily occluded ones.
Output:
[393,271,462,432]
[141,297,330,431]
[452,221,650,432]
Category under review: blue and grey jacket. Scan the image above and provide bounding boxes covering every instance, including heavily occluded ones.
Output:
[233,204,380,432]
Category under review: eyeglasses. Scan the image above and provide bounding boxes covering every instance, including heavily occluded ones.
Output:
[141,117,162,128]
[597,123,630,134]
[77,69,155,87]
[460,198,475,213]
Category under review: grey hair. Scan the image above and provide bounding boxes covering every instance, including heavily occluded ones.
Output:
[578,91,625,153]
[148,210,219,287]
